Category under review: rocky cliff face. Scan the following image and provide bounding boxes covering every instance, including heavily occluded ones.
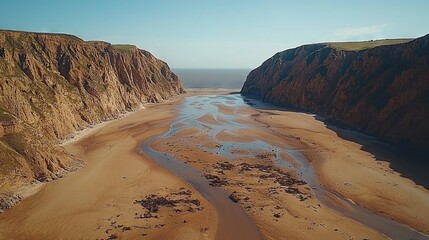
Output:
[0,30,184,206]
[242,35,429,147]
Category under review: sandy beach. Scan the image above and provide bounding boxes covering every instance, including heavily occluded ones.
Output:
[0,93,220,240]
[254,109,429,234]
[151,95,383,240]
[0,91,428,240]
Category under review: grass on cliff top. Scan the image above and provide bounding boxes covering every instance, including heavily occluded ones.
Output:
[327,38,414,51]
[110,44,137,51]
[0,29,83,42]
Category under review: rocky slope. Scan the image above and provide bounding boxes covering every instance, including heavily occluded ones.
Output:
[0,30,184,209]
[241,35,429,148]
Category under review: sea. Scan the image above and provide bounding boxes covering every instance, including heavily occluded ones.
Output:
[173,69,252,91]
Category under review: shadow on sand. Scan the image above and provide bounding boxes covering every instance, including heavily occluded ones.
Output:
[240,94,429,191]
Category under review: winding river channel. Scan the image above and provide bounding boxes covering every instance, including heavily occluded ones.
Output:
[142,94,429,240]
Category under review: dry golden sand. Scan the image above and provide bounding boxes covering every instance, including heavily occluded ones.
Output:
[0,93,223,240]
[254,109,429,235]
[152,96,429,239]
[0,90,428,240]
[153,125,385,240]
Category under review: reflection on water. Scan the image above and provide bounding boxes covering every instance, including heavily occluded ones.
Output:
[143,93,429,240]
[174,94,307,177]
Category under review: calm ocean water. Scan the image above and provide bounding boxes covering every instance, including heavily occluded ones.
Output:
[173,69,251,90]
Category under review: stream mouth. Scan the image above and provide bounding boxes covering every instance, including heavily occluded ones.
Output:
[142,93,429,240]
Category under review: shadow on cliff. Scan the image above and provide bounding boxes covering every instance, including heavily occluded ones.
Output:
[241,94,429,190]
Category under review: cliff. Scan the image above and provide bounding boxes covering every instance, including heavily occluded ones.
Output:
[0,30,184,208]
[241,35,429,147]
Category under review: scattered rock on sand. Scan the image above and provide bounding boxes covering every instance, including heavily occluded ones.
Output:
[121,226,131,232]
[0,193,22,211]
[214,161,235,171]
[204,174,229,187]
[107,234,118,240]
[134,190,202,216]
[229,192,240,203]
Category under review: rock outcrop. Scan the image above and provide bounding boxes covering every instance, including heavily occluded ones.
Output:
[0,30,184,205]
[242,35,429,148]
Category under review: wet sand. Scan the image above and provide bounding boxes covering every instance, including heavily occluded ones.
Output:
[253,109,429,235]
[150,94,429,239]
[150,95,383,240]
[0,91,428,240]
[0,92,223,240]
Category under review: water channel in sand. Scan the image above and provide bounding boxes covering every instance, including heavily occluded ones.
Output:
[142,94,428,240]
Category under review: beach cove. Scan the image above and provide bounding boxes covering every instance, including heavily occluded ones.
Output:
[1,90,428,240]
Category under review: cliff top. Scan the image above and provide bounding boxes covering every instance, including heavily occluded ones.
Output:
[109,44,137,51]
[0,29,140,53]
[326,38,414,51]
[0,29,83,41]
[0,28,184,200]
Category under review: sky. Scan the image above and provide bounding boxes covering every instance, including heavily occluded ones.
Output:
[1,0,428,69]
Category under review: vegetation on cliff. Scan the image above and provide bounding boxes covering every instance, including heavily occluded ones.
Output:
[0,30,184,207]
[242,35,429,148]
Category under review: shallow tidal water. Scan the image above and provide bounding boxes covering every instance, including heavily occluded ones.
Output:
[143,94,429,240]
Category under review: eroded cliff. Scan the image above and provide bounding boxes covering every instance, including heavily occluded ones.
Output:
[0,30,184,208]
[242,35,429,147]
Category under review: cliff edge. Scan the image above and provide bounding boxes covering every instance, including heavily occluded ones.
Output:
[0,30,184,209]
[241,35,429,148]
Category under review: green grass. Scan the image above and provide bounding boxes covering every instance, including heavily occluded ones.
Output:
[110,44,136,51]
[327,38,414,51]
[0,29,83,42]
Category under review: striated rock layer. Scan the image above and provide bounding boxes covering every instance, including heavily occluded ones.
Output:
[0,30,184,207]
[242,35,429,148]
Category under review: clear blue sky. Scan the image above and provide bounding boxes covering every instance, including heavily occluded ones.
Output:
[1,0,428,68]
